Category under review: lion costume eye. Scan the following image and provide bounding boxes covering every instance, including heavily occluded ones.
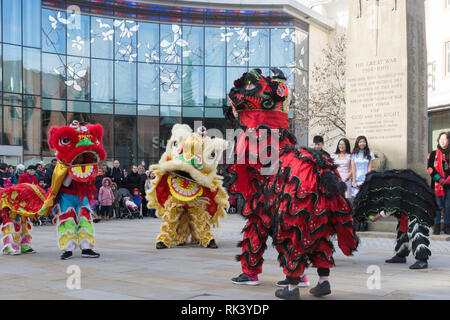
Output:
[59,138,71,146]
[208,151,217,161]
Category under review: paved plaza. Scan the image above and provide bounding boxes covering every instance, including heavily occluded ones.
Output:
[1,214,450,300]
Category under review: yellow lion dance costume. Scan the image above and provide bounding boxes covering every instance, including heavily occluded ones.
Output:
[147,124,229,249]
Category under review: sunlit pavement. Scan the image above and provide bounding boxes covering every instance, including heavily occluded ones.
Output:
[1,214,449,300]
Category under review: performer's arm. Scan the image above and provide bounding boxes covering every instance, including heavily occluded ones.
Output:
[351,160,357,188]
[370,210,395,222]
[62,175,72,187]
[345,157,352,182]
[368,159,373,172]
[367,152,375,172]
[345,172,352,182]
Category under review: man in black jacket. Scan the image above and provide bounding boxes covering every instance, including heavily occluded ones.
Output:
[44,158,57,189]
[125,165,141,194]
[110,160,125,189]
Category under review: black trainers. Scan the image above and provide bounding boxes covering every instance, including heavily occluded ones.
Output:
[309,281,331,297]
[276,275,310,287]
[81,249,100,258]
[207,239,218,248]
[385,255,406,263]
[61,251,73,260]
[231,273,259,286]
[156,241,168,249]
[445,224,450,235]
[276,278,290,287]
[409,260,428,269]
[433,224,441,235]
[275,286,300,300]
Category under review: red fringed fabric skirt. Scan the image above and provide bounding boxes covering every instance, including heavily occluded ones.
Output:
[227,145,359,278]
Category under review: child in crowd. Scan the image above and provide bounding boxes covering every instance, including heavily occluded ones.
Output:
[133,188,143,207]
[12,164,25,185]
[38,178,48,192]
[124,196,138,211]
[111,182,120,219]
[98,177,114,221]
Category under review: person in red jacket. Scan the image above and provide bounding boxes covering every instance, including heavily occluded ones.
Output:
[17,165,38,185]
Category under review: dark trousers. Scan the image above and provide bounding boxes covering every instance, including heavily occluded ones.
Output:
[99,205,111,217]
[435,190,450,225]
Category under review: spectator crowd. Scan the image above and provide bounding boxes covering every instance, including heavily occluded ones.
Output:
[313,132,450,235]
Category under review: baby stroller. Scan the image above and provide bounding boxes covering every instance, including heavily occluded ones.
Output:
[117,188,143,219]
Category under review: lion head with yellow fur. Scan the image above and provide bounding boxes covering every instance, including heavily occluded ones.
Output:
[146,124,229,227]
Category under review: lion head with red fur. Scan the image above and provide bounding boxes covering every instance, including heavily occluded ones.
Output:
[48,120,106,183]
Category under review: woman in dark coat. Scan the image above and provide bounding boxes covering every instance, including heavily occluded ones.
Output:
[427,131,450,235]
[125,165,141,194]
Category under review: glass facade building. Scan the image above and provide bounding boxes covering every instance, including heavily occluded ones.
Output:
[0,0,309,167]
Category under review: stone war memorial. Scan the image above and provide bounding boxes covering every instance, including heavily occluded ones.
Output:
[345,0,428,175]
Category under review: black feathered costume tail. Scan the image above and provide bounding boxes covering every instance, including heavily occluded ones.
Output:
[353,169,436,262]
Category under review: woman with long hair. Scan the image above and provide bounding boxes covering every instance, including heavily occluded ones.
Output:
[427,131,450,235]
[331,138,352,200]
[350,136,375,198]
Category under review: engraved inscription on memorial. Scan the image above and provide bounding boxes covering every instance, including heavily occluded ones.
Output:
[347,57,405,141]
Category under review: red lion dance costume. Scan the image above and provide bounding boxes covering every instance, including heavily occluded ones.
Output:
[0,121,106,260]
[225,69,358,300]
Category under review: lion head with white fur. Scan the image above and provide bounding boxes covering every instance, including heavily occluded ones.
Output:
[146,124,229,227]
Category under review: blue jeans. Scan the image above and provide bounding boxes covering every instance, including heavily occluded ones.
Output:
[435,188,450,225]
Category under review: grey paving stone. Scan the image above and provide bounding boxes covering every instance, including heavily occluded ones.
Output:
[0,214,449,300]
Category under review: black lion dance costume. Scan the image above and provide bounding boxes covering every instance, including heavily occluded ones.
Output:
[224,69,358,300]
[353,169,437,269]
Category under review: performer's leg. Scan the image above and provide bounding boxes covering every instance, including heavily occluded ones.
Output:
[19,216,34,253]
[408,218,431,269]
[1,212,22,255]
[235,214,270,278]
[56,208,78,253]
[274,273,302,300]
[77,207,96,250]
[55,194,79,257]
[174,210,191,245]
[156,206,182,248]
[273,242,307,300]
[309,241,333,297]
[386,215,410,263]
[72,196,100,258]
[187,207,216,248]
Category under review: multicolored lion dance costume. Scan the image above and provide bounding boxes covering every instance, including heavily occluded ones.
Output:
[0,184,47,255]
[0,121,106,259]
[147,124,229,249]
[224,69,358,300]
